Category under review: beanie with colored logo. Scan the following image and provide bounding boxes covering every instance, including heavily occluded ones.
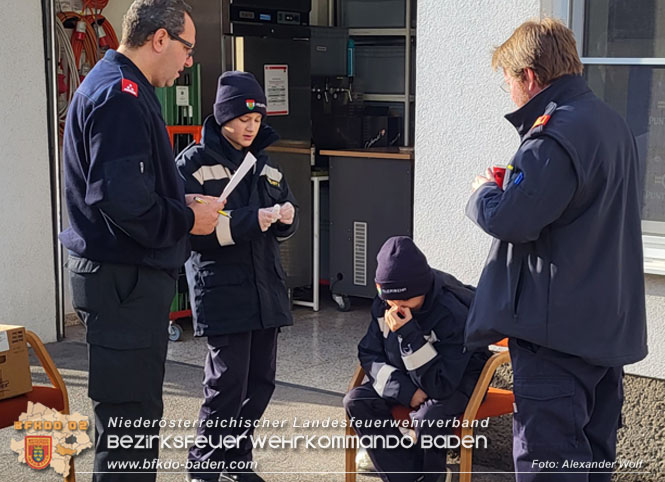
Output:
[213,71,267,126]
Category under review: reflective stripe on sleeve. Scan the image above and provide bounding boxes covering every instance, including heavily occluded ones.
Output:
[372,364,397,397]
[215,212,235,246]
[402,343,437,371]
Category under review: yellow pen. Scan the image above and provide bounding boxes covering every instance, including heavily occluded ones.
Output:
[194,196,231,218]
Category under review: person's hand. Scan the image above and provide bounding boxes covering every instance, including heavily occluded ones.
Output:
[187,195,226,235]
[279,202,295,225]
[258,207,280,232]
[410,388,428,408]
[185,194,227,209]
[384,304,412,332]
[472,168,494,192]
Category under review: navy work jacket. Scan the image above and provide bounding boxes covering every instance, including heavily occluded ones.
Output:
[465,75,647,367]
[176,116,298,336]
[60,50,194,272]
[359,270,490,412]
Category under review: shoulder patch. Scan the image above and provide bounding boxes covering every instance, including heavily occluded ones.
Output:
[260,165,283,185]
[528,101,558,136]
[121,79,138,97]
[531,114,550,129]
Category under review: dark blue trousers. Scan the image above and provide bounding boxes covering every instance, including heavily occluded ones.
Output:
[510,338,623,482]
[188,328,278,480]
[69,257,175,482]
[344,383,463,482]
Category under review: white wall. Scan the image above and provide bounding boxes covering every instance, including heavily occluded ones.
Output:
[415,0,665,379]
[414,0,539,283]
[0,0,57,342]
[638,277,665,378]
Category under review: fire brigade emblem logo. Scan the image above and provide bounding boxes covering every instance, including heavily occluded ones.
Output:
[122,79,139,97]
[12,402,91,477]
[25,436,52,470]
[246,99,256,110]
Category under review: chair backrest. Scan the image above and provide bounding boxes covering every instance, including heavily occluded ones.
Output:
[461,349,512,423]
[0,331,70,429]
[24,331,70,414]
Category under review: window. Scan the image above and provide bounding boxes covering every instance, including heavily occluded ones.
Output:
[571,0,665,273]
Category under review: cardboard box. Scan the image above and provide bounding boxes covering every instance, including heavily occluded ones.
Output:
[0,325,32,400]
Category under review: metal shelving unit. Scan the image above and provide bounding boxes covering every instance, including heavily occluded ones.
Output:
[339,0,416,146]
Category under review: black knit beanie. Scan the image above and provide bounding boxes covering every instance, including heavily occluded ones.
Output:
[213,71,267,126]
[375,236,434,300]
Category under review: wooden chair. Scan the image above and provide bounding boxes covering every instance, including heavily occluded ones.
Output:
[0,330,75,481]
[344,340,513,482]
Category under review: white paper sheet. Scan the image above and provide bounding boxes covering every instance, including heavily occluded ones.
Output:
[218,152,258,203]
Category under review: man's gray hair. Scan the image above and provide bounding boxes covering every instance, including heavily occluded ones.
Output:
[121,0,192,48]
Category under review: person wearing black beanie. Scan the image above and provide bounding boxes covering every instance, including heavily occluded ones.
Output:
[375,236,434,303]
[344,236,491,482]
[213,71,268,127]
[176,71,299,482]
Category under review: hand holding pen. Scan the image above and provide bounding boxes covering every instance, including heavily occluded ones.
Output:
[186,195,227,235]
[189,195,230,217]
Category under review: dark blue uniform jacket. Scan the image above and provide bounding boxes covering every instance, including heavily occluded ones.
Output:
[359,270,490,411]
[176,115,298,336]
[465,75,647,367]
[59,50,194,271]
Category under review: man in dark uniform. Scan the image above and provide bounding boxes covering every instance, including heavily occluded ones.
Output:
[60,1,222,480]
[344,237,490,482]
[465,18,648,481]
[176,71,298,482]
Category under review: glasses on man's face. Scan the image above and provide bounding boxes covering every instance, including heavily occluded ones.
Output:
[166,30,194,59]
[500,79,510,93]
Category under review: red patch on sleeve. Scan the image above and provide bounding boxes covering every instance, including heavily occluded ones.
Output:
[121,79,138,97]
[531,114,550,129]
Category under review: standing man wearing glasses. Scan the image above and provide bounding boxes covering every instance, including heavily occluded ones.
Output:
[465,19,647,481]
[60,1,223,480]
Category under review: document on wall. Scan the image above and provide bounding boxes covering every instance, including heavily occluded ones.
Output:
[264,64,289,116]
[218,152,258,203]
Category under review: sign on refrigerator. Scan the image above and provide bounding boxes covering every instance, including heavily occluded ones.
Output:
[264,64,289,116]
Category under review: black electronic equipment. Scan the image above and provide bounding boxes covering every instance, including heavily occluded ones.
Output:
[223,0,311,38]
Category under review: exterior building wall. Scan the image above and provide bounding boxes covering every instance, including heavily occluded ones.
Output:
[0,0,57,341]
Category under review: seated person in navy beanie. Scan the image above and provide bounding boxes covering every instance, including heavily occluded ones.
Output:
[176,71,298,482]
[344,236,491,482]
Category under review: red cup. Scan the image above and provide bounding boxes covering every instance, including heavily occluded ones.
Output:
[492,166,506,188]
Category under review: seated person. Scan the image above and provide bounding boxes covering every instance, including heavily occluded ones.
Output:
[344,236,490,482]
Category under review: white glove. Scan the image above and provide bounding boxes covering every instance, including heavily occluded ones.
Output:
[258,207,280,232]
[279,202,295,225]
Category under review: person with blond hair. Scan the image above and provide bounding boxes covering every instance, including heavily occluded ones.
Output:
[465,18,647,481]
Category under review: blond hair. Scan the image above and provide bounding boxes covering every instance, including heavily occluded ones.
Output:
[492,18,583,85]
